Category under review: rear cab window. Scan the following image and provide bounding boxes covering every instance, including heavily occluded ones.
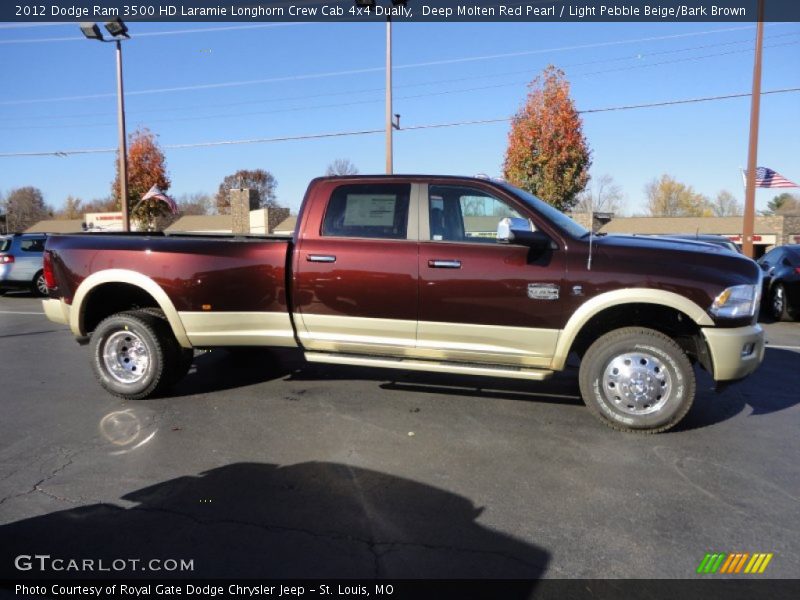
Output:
[322,184,411,240]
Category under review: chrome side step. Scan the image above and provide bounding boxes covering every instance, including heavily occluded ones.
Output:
[303,352,554,381]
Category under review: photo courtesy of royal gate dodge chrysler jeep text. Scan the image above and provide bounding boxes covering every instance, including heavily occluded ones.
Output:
[41,175,765,433]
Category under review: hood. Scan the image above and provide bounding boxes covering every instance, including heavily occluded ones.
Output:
[592,234,760,285]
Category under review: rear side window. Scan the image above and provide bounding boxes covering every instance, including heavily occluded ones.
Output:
[0,238,10,252]
[322,184,410,240]
[19,238,45,252]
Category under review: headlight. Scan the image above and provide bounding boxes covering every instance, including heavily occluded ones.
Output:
[710,284,759,318]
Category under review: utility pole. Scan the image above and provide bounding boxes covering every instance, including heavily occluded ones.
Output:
[115,39,130,232]
[385,16,393,175]
[742,0,765,258]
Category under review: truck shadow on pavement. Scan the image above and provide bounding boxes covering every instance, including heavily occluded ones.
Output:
[677,347,800,431]
[172,347,799,432]
[0,462,549,583]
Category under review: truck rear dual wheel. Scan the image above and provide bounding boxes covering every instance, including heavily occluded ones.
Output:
[90,309,192,400]
[578,327,695,433]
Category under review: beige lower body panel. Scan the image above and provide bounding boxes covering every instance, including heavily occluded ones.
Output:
[702,324,765,381]
[179,311,296,347]
[42,298,71,325]
[296,313,558,368]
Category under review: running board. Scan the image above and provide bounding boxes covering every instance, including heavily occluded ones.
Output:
[303,352,554,381]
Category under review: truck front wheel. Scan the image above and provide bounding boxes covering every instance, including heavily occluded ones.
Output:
[578,327,695,433]
[90,311,174,400]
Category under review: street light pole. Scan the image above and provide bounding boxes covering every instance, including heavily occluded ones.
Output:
[80,18,130,231]
[385,16,393,175]
[742,0,765,259]
[115,39,130,232]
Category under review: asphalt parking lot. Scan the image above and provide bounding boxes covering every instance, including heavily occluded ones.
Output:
[0,292,798,580]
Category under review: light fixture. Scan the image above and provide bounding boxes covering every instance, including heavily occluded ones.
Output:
[104,18,129,39]
[79,22,104,41]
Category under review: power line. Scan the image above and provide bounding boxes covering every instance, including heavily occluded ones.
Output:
[0,24,779,106]
[0,22,310,45]
[3,31,798,128]
[1,87,797,158]
[3,38,797,132]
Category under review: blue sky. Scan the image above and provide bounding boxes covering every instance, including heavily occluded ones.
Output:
[0,20,798,215]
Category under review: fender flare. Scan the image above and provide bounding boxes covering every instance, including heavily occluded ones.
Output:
[71,269,192,348]
[550,288,713,370]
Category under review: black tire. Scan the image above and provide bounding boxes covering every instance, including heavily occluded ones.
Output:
[136,307,194,386]
[90,311,175,400]
[769,283,793,322]
[578,327,695,433]
[31,271,48,297]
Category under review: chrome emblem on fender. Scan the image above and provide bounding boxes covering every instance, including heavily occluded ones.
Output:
[527,283,560,300]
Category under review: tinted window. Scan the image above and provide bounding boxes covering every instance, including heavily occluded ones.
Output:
[322,184,410,239]
[429,185,524,243]
[19,238,45,252]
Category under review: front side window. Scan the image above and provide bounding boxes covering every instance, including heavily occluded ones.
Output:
[429,185,524,243]
[322,184,410,240]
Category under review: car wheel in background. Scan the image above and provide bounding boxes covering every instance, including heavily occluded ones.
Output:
[32,271,48,297]
[769,283,793,322]
[578,327,695,434]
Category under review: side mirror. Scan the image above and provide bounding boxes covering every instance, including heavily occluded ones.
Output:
[497,217,551,251]
[496,217,531,242]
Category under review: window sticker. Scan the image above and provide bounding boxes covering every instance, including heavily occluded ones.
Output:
[343,194,397,227]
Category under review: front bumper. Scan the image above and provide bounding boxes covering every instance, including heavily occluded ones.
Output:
[42,297,71,326]
[702,324,765,381]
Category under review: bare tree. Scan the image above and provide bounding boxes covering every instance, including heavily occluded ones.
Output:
[177,192,213,216]
[710,190,742,217]
[645,175,711,217]
[4,187,51,232]
[216,169,279,214]
[325,159,359,176]
[573,174,624,215]
[58,195,83,220]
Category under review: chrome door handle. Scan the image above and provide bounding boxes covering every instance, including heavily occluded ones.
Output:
[307,254,336,263]
[428,259,461,269]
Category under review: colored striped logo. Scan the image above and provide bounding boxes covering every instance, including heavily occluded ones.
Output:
[697,552,774,574]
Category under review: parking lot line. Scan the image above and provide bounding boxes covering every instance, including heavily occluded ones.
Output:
[765,344,800,351]
[0,310,45,315]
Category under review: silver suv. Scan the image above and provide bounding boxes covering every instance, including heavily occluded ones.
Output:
[0,234,48,296]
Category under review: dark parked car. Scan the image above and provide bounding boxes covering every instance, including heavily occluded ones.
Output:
[758,244,800,321]
[655,234,741,254]
[0,233,48,296]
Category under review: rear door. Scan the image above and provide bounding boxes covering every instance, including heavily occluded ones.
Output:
[416,183,567,368]
[294,181,421,357]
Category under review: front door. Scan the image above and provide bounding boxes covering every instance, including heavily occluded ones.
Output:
[416,183,566,368]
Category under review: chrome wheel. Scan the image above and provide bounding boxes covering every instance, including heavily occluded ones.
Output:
[102,330,150,384]
[602,352,672,416]
[772,285,785,317]
[35,273,48,296]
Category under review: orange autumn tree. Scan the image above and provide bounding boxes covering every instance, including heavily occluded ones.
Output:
[503,66,591,212]
[112,127,171,228]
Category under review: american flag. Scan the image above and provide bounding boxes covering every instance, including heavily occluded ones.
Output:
[141,185,178,213]
[751,167,798,189]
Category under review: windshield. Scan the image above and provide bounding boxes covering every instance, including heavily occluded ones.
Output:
[497,182,589,239]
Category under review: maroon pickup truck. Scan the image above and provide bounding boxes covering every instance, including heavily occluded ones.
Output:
[42,176,765,433]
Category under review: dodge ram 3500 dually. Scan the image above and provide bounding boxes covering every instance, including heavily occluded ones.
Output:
[42,176,765,432]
